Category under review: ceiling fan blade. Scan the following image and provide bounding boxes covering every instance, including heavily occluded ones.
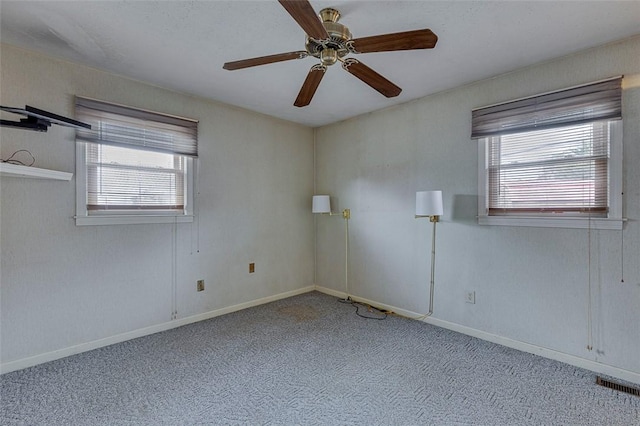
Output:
[294,64,327,107]
[348,29,438,54]
[278,0,329,41]
[223,51,307,70]
[342,59,401,98]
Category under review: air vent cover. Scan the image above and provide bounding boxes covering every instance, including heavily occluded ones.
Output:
[596,376,640,397]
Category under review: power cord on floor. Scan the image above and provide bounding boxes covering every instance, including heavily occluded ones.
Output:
[338,297,389,320]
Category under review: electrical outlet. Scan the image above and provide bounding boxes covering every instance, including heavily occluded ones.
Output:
[197,280,205,292]
[249,263,255,273]
[465,291,475,304]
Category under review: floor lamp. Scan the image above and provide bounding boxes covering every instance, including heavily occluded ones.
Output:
[415,190,443,317]
[312,195,351,301]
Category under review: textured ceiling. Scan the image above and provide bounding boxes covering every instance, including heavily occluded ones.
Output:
[1,1,639,127]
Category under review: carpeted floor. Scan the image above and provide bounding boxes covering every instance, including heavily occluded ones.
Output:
[1,291,638,425]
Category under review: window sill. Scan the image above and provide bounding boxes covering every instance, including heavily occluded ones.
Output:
[478,215,623,230]
[75,214,194,226]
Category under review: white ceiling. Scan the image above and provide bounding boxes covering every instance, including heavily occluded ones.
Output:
[1,1,639,127]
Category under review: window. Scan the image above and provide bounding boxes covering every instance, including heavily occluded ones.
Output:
[473,77,623,229]
[75,97,198,225]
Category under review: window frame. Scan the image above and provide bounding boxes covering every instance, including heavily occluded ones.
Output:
[477,120,623,230]
[74,99,196,226]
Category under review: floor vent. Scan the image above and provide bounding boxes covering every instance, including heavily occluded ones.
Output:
[596,376,640,397]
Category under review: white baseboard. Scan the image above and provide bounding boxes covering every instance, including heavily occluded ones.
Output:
[314,285,640,385]
[1,286,315,374]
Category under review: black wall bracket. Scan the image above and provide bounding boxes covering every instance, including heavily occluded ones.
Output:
[0,105,91,132]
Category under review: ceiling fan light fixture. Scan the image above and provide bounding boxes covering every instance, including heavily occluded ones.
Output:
[320,48,338,66]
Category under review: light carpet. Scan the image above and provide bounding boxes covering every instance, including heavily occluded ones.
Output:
[1,291,638,425]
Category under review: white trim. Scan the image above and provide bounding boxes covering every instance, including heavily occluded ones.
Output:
[608,119,623,220]
[477,216,624,230]
[314,285,640,385]
[184,157,195,217]
[75,143,195,226]
[74,214,194,226]
[476,120,623,230]
[477,138,489,217]
[75,141,87,216]
[1,286,315,374]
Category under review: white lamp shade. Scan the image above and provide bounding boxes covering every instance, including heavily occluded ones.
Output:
[416,190,443,216]
[312,195,331,213]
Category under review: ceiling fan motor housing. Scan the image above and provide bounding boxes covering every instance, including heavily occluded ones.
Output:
[305,8,352,66]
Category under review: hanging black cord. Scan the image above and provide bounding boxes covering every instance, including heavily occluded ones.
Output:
[1,149,35,166]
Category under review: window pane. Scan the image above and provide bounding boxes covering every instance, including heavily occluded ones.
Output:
[76,97,197,222]
[488,122,609,215]
[92,144,176,169]
[87,144,185,210]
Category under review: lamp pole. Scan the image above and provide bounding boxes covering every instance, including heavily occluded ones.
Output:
[343,208,350,301]
[428,215,438,316]
[415,190,443,318]
[312,195,351,301]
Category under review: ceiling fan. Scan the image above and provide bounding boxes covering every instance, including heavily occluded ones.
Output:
[223,0,438,107]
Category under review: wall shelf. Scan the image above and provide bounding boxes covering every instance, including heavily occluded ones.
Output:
[0,162,72,181]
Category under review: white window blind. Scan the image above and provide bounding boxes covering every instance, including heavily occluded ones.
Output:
[85,144,186,210]
[487,122,609,215]
[75,97,197,213]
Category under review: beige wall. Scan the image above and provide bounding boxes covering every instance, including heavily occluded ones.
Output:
[0,44,315,366]
[315,36,640,380]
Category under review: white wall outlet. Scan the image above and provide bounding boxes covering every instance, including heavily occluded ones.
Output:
[465,291,476,304]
